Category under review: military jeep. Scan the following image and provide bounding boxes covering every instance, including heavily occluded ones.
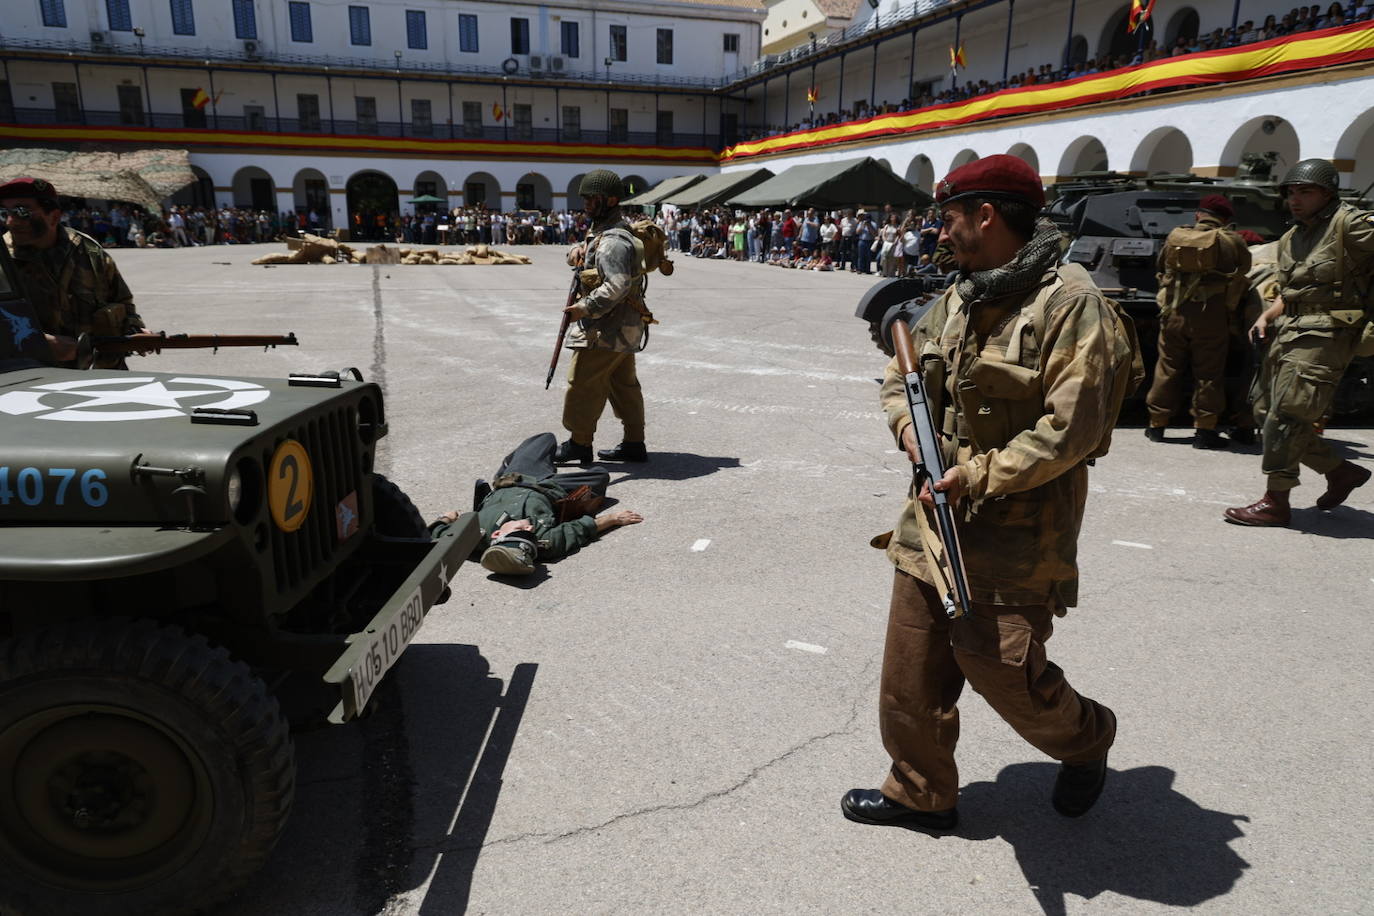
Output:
[0,245,482,915]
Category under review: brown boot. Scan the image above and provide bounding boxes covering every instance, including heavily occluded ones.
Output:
[1223,490,1291,527]
[1315,461,1372,510]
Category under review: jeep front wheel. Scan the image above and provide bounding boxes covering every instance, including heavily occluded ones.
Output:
[0,619,294,916]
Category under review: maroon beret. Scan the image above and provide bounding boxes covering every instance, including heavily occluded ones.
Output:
[0,176,59,204]
[1198,194,1234,222]
[1237,229,1266,245]
[935,154,1045,209]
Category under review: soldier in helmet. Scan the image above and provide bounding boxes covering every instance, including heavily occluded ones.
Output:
[1225,159,1374,526]
[0,177,144,368]
[554,169,655,466]
[1144,194,1252,448]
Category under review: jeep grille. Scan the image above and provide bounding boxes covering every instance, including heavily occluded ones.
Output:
[266,405,364,592]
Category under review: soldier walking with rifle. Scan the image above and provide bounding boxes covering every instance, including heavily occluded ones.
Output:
[844,156,1137,833]
[552,170,655,466]
[1,177,144,368]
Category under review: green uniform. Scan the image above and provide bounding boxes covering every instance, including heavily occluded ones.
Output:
[6,226,143,369]
[430,476,597,562]
[562,210,650,446]
[1256,201,1374,491]
[872,248,1119,813]
[1146,215,1252,429]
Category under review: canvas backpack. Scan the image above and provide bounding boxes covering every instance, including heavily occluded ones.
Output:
[608,219,676,278]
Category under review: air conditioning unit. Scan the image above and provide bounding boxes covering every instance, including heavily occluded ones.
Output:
[549,55,565,72]
[243,39,261,59]
[90,31,109,45]
[528,54,545,71]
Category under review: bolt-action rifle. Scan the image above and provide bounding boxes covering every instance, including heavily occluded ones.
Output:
[545,269,582,390]
[79,331,298,367]
[891,319,973,620]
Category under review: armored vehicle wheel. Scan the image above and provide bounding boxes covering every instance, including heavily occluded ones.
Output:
[372,473,428,538]
[0,619,294,916]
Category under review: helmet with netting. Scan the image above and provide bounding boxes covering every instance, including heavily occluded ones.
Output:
[578,170,624,199]
[1278,159,1339,193]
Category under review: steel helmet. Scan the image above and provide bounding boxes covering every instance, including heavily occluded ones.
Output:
[578,170,624,199]
[1277,158,1340,192]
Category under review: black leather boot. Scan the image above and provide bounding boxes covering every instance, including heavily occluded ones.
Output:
[841,789,958,833]
[554,439,593,466]
[597,441,648,462]
[1192,428,1229,450]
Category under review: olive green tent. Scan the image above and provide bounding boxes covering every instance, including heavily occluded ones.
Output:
[727,157,931,210]
[620,173,706,206]
[662,168,774,208]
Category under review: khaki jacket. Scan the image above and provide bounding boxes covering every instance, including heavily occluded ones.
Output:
[566,212,649,353]
[1156,215,1252,312]
[879,263,1118,609]
[6,226,143,367]
[1275,201,1374,328]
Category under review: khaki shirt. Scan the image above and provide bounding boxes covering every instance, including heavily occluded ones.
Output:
[1275,201,1374,323]
[879,264,1118,609]
[6,226,143,367]
[566,212,649,353]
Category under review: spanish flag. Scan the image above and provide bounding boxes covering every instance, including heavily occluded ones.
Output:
[1128,0,1157,33]
[949,43,967,71]
[492,102,504,121]
[806,86,818,104]
[191,88,211,110]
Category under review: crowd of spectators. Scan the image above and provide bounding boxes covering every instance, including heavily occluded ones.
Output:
[743,1,1374,141]
[384,207,589,246]
[655,204,948,277]
[61,204,316,248]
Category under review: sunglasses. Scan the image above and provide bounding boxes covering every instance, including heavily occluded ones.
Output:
[0,207,37,220]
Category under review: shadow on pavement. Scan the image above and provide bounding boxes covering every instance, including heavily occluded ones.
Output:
[954,763,1249,916]
[612,451,741,481]
[1288,506,1374,537]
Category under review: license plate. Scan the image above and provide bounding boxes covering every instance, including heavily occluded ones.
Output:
[349,583,426,715]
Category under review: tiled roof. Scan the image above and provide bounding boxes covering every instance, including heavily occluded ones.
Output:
[669,0,769,10]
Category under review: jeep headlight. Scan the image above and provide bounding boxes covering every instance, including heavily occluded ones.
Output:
[226,468,243,514]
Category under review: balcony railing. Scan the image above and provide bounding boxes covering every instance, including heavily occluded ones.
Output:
[10,107,722,148]
[0,35,735,90]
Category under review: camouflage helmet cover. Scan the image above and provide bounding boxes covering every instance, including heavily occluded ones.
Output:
[578,169,624,199]
[1278,158,1339,192]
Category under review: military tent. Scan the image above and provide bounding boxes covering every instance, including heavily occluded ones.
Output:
[662,168,774,208]
[0,148,196,210]
[620,173,707,206]
[727,157,931,210]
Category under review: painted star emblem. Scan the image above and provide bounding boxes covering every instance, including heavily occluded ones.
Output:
[436,561,450,591]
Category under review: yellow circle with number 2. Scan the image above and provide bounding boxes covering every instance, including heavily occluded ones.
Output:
[268,439,313,532]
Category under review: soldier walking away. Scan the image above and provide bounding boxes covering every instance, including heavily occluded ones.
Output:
[1145,194,1253,448]
[431,432,643,576]
[1224,159,1374,526]
[0,177,144,368]
[555,170,656,466]
[845,155,1132,834]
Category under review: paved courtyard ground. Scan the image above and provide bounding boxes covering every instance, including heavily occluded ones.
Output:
[112,242,1372,915]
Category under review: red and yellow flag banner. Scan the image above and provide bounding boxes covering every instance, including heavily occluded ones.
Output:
[190,88,211,109]
[492,102,504,122]
[806,86,819,103]
[723,21,1374,162]
[949,43,968,70]
[1127,0,1156,34]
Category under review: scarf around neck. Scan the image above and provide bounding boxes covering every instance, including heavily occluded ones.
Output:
[953,217,1063,305]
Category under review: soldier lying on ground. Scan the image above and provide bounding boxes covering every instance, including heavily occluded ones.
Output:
[429,432,643,576]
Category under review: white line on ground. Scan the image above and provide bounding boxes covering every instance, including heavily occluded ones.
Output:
[785,640,828,654]
[691,539,711,552]
[1112,540,1154,549]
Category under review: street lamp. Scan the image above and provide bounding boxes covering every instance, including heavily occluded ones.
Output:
[133,27,145,55]
[604,56,613,81]
[394,50,402,70]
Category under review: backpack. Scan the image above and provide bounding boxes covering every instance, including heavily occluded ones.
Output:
[1162,224,1226,273]
[613,219,676,278]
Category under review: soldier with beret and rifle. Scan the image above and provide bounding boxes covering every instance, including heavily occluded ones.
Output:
[844,154,1140,834]
[1225,158,1374,526]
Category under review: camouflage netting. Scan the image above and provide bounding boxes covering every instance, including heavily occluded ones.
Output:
[0,148,195,210]
[251,235,532,266]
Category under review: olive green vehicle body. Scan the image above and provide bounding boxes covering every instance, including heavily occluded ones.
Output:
[0,237,482,914]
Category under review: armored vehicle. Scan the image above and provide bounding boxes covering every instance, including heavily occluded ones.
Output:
[0,244,482,915]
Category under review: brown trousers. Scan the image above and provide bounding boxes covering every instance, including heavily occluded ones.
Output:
[562,348,645,446]
[1146,297,1231,429]
[879,570,1116,812]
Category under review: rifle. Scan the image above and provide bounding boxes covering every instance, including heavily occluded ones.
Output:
[891,319,973,620]
[545,270,581,390]
[79,331,298,366]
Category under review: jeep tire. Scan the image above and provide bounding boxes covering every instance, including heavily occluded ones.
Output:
[372,473,428,538]
[0,618,294,916]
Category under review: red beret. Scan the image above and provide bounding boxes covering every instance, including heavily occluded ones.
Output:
[0,176,59,204]
[1198,194,1234,222]
[935,154,1045,209]
[1237,229,1266,245]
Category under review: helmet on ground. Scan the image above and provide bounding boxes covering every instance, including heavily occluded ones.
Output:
[578,170,624,199]
[480,530,538,575]
[1278,159,1339,192]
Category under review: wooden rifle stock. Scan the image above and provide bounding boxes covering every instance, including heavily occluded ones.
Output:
[545,270,581,390]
